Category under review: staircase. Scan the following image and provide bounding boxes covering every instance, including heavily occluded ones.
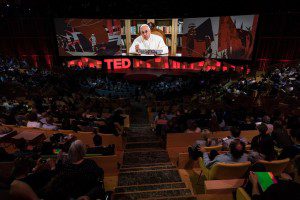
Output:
[114,102,196,200]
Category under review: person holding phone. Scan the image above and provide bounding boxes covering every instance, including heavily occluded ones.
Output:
[248,155,300,200]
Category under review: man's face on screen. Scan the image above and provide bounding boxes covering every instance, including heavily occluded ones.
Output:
[140,26,151,40]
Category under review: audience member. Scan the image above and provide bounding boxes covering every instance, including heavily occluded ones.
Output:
[185,120,201,134]
[86,134,115,155]
[201,139,248,169]
[26,112,42,128]
[279,128,300,160]
[46,140,104,199]
[248,155,300,200]
[271,121,293,148]
[250,124,276,162]
[222,126,247,149]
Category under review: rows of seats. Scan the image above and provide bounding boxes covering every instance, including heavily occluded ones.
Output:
[167,130,259,167]
[1,125,124,177]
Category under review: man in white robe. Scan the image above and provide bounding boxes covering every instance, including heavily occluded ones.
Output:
[129,24,168,55]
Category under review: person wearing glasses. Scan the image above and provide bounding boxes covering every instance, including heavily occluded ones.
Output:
[129,24,168,55]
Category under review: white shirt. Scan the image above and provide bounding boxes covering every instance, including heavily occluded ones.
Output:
[129,34,168,54]
[27,121,42,128]
[42,124,58,130]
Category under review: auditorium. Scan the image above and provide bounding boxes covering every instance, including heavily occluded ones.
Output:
[0,0,299,199]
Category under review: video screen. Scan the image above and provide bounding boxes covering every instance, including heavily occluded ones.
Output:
[55,19,122,56]
[55,15,258,60]
[182,15,259,60]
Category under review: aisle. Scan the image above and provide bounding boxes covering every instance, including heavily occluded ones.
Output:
[114,102,196,200]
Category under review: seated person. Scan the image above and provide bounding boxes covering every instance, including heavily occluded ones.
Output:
[271,121,293,148]
[189,129,222,160]
[13,138,32,157]
[248,155,300,200]
[222,126,247,149]
[154,110,167,125]
[262,115,273,134]
[26,112,42,128]
[129,24,168,55]
[185,120,201,134]
[42,116,58,130]
[10,157,39,200]
[46,140,104,199]
[250,124,276,163]
[10,157,56,199]
[279,128,300,160]
[86,134,115,155]
[0,147,15,162]
[240,116,256,130]
[201,139,248,169]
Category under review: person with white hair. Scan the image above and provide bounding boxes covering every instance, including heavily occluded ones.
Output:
[129,24,168,55]
[48,140,104,199]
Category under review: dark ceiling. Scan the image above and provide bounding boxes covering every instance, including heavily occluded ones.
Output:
[1,0,299,19]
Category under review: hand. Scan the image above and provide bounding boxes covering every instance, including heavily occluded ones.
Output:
[33,158,47,172]
[249,171,260,196]
[33,158,42,172]
[47,158,56,170]
[249,171,258,184]
[280,173,292,180]
[57,150,63,161]
[197,146,206,153]
[135,45,140,53]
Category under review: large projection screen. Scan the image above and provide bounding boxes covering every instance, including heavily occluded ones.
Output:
[55,15,258,60]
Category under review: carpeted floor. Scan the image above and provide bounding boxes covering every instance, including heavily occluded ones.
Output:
[114,102,197,200]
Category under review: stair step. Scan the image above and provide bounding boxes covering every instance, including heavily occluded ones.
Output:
[114,188,193,200]
[123,150,170,165]
[140,196,197,200]
[120,165,176,172]
[126,137,160,143]
[126,141,162,149]
[121,162,173,169]
[124,148,165,153]
[118,169,182,186]
[115,182,187,193]
[130,124,151,127]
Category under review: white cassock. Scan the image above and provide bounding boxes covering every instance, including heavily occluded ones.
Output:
[129,34,168,54]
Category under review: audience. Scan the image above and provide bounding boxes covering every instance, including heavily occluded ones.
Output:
[0,56,299,199]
